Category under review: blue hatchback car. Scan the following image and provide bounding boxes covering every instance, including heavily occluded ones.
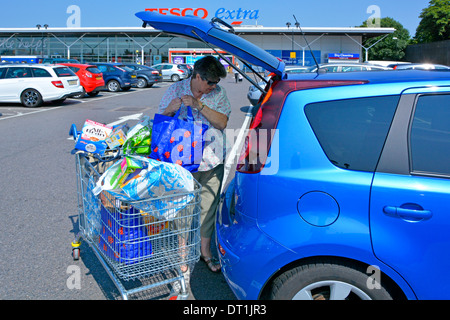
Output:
[92,62,138,92]
[137,12,450,300]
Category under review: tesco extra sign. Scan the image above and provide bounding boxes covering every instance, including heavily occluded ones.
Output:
[145,8,260,22]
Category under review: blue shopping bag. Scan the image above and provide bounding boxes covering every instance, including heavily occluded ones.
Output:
[150,105,208,172]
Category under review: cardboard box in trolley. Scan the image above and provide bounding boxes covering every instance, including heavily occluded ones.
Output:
[75,119,113,154]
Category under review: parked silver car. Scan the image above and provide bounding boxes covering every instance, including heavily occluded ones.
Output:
[151,63,189,81]
[316,63,392,72]
[394,63,450,70]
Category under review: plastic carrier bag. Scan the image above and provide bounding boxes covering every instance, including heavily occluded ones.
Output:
[92,155,195,220]
[150,105,208,172]
[122,116,152,155]
[98,205,152,265]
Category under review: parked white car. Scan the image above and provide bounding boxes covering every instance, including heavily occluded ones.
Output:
[0,64,83,107]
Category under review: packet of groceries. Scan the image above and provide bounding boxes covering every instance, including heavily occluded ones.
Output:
[123,116,152,155]
[75,119,113,154]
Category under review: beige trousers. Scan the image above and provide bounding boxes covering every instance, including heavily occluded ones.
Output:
[192,164,224,238]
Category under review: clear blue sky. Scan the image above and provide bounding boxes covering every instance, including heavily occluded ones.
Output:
[0,0,431,36]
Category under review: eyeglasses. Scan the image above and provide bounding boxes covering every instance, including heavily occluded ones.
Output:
[201,76,220,86]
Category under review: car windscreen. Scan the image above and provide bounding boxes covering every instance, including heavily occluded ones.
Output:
[86,67,101,74]
[54,67,76,77]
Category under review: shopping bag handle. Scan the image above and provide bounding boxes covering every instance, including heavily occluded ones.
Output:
[174,104,194,122]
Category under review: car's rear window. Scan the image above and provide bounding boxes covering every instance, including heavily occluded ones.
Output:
[305,95,399,172]
[54,67,76,77]
[86,67,101,74]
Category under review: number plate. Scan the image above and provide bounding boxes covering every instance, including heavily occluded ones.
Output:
[68,80,78,85]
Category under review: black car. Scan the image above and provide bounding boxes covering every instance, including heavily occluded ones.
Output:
[121,63,163,88]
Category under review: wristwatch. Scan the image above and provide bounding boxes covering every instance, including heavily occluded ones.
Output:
[198,100,206,112]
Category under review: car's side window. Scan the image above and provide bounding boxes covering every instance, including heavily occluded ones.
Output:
[31,68,52,78]
[5,67,32,78]
[410,94,450,177]
[0,68,6,79]
[305,95,399,172]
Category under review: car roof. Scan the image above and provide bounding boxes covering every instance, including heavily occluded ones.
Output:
[285,69,450,84]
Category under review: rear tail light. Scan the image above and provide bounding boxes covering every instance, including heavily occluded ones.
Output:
[51,80,64,88]
[151,71,159,75]
[236,80,367,174]
[179,69,185,73]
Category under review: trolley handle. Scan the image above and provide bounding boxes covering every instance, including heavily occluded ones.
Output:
[73,149,122,163]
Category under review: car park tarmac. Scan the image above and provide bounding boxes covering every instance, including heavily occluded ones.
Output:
[0,74,249,300]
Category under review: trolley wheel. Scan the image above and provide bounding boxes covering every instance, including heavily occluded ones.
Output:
[72,248,80,260]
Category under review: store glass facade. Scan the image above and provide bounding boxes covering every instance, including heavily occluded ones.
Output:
[0,32,211,65]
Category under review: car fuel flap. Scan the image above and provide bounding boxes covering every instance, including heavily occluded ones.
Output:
[135,11,285,80]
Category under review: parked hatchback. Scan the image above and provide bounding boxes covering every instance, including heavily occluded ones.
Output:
[121,63,162,88]
[138,11,450,301]
[91,62,138,92]
[0,64,83,107]
[60,63,105,98]
[151,63,189,81]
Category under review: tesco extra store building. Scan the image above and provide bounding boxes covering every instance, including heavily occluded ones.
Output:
[0,7,394,66]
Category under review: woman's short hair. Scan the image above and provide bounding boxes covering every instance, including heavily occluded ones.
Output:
[192,56,227,80]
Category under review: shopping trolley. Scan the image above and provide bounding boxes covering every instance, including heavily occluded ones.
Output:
[70,126,201,300]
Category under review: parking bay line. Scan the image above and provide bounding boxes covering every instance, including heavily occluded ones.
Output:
[0,88,153,122]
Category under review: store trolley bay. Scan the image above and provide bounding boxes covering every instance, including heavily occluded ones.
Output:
[72,151,202,300]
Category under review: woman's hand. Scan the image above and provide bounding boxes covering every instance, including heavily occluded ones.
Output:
[181,95,201,110]
[162,97,182,116]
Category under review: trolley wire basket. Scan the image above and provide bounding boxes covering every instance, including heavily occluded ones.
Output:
[73,151,201,299]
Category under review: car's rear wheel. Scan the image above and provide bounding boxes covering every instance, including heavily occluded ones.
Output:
[171,74,180,82]
[136,77,148,88]
[73,88,86,98]
[270,260,393,300]
[107,80,120,92]
[87,91,99,97]
[21,89,43,108]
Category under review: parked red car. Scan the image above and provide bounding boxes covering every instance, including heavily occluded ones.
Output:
[60,63,105,98]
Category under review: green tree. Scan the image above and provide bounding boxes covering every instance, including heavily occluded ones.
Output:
[361,17,411,61]
[414,0,450,43]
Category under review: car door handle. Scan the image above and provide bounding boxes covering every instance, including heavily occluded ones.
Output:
[383,206,433,221]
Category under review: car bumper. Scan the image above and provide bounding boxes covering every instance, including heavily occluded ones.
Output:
[83,80,105,93]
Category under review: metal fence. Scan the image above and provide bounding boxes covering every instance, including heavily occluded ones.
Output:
[405,40,450,66]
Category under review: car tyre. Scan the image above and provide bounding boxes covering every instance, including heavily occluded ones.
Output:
[107,80,120,92]
[136,77,148,88]
[21,89,43,108]
[270,259,393,300]
[171,74,180,82]
[87,91,99,97]
[73,88,86,99]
